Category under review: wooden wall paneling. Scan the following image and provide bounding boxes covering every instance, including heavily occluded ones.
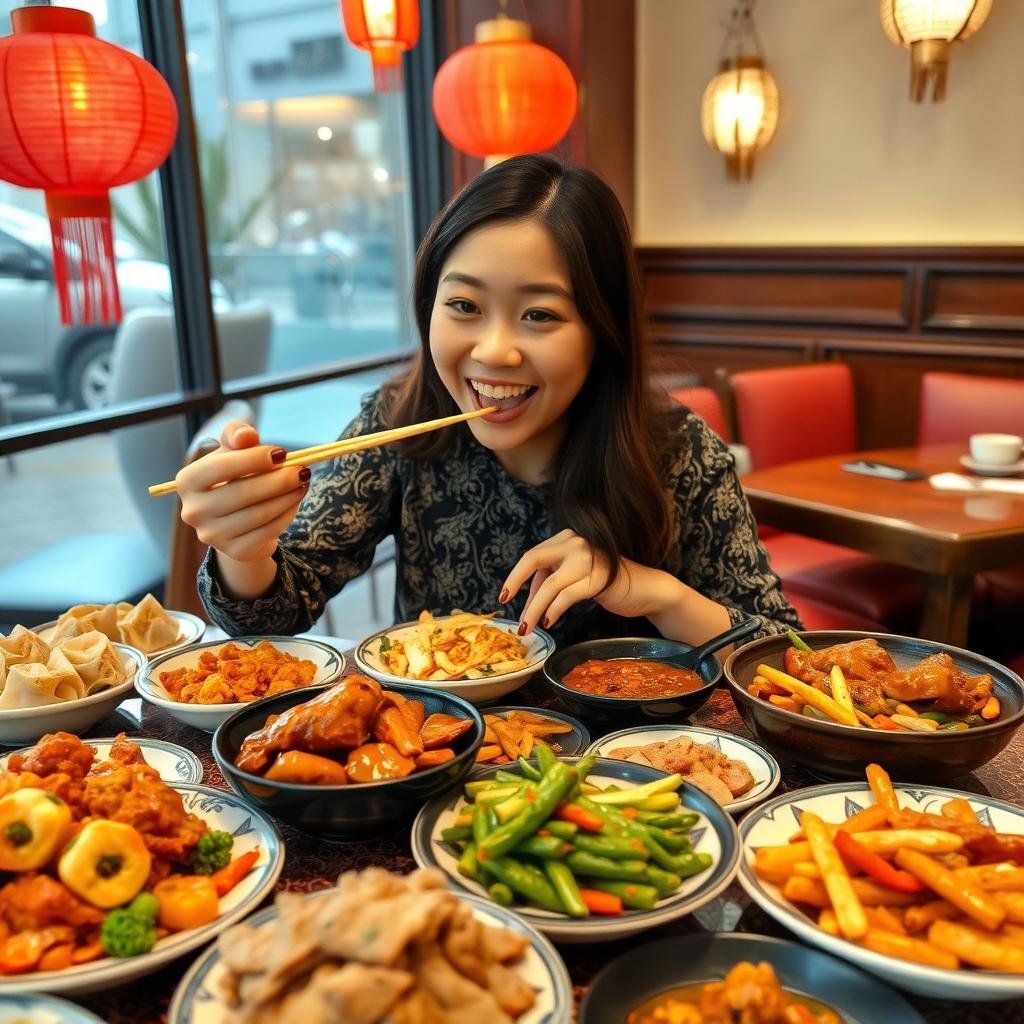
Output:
[923,264,1024,333]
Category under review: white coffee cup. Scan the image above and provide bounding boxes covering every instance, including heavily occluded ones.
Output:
[969,432,1024,467]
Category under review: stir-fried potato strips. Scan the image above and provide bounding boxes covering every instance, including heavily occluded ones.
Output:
[377,610,531,681]
[753,762,1024,975]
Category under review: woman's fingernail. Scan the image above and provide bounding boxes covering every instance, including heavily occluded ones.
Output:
[517,621,528,636]
[499,588,509,603]
[542,617,550,629]
[298,467,311,482]
[270,447,287,463]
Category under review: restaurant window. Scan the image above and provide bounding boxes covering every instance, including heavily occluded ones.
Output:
[0,0,421,620]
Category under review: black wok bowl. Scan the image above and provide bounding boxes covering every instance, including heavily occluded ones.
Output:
[724,630,1024,781]
[213,682,484,838]
[542,637,720,727]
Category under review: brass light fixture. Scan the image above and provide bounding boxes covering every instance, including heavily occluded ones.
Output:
[880,0,993,102]
[701,1,779,182]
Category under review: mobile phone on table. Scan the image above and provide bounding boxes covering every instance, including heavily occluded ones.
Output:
[840,460,926,481]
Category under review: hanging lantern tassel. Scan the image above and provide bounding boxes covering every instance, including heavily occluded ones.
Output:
[0,5,178,327]
[47,194,121,325]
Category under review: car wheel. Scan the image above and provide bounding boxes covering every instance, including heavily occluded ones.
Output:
[66,334,115,410]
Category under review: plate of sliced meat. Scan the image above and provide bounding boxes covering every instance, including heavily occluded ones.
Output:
[585,724,781,813]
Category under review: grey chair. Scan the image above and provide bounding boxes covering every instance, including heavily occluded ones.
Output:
[0,308,272,629]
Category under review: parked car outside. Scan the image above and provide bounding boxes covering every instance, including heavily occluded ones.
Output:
[0,204,231,410]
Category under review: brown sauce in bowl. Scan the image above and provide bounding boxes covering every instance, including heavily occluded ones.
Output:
[562,658,704,699]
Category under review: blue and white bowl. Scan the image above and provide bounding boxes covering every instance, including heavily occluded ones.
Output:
[138,636,345,732]
[356,616,554,705]
[3,735,203,785]
[0,993,109,1024]
[585,724,780,814]
[0,783,283,996]
[739,781,1024,1001]
[168,889,572,1024]
[413,756,741,944]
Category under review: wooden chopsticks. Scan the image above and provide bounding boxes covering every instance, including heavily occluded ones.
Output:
[148,405,498,497]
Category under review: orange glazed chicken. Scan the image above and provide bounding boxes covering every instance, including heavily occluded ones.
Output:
[234,675,475,785]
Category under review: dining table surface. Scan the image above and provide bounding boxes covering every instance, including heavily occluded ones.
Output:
[51,649,1024,1024]
[742,443,1024,648]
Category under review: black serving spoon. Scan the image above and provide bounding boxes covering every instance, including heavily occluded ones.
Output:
[673,617,760,671]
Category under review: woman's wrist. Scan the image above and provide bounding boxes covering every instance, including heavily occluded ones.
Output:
[213,549,279,601]
[645,572,732,647]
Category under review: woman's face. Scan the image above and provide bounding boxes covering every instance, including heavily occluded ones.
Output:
[429,218,594,460]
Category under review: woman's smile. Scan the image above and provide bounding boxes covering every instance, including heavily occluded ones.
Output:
[467,376,539,422]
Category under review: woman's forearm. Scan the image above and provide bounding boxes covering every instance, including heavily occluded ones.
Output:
[213,550,279,600]
[647,573,734,650]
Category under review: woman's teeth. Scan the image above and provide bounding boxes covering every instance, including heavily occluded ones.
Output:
[470,379,537,411]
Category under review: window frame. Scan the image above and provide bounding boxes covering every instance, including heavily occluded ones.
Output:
[0,0,445,457]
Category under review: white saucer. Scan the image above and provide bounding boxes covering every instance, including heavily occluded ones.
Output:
[959,454,1024,477]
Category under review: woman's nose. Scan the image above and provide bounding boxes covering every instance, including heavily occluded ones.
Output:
[470,322,523,367]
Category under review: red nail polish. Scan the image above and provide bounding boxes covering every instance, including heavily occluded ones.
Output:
[542,617,550,629]
[298,466,311,482]
[270,447,287,463]
[499,588,509,603]
[517,621,528,636]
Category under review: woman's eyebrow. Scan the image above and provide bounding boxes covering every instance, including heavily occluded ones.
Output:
[441,270,572,301]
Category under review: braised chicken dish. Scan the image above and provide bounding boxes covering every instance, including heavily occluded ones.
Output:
[235,675,476,785]
[158,641,317,704]
[628,961,842,1024]
[0,732,259,974]
[748,636,998,732]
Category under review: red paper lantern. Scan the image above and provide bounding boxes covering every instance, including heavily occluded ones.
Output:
[0,5,178,325]
[432,17,577,166]
[340,0,419,93]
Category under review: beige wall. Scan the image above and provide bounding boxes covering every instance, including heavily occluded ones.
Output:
[636,0,1024,246]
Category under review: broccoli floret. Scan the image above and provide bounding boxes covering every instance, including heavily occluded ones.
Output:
[100,893,159,958]
[189,830,234,875]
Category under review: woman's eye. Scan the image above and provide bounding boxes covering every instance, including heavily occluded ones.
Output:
[523,308,560,323]
[445,299,478,315]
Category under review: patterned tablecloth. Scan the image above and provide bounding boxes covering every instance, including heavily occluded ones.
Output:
[57,672,1024,1024]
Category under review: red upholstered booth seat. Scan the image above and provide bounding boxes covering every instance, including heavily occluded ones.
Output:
[729,363,923,629]
[787,592,887,634]
[669,386,731,441]
[918,372,1024,635]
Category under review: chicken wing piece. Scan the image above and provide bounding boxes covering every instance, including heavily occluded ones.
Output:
[235,675,384,774]
[375,704,426,757]
[6,731,95,781]
[879,653,983,714]
[785,640,891,715]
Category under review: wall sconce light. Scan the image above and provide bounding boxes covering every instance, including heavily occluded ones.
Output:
[701,1,779,182]
[880,0,993,102]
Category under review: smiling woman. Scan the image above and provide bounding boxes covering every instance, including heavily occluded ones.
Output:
[187,155,800,651]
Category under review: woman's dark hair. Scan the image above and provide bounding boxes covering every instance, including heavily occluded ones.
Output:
[382,154,672,579]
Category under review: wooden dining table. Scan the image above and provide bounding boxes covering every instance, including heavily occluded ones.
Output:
[742,443,1024,647]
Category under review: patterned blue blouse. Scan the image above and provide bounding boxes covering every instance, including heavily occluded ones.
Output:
[198,390,801,646]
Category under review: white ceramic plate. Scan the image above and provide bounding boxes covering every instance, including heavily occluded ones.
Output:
[585,724,781,814]
[33,610,207,660]
[413,757,741,944]
[2,735,203,786]
[0,993,108,1024]
[0,643,146,747]
[959,454,1024,477]
[137,636,345,732]
[739,781,1024,1001]
[168,889,573,1024]
[0,783,283,996]
[355,616,554,706]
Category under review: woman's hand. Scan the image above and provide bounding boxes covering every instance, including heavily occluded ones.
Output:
[499,529,682,635]
[177,421,309,564]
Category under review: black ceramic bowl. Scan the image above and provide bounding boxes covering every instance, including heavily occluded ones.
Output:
[542,637,720,727]
[213,682,484,838]
[724,630,1024,781]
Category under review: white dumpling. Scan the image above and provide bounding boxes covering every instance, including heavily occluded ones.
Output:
[51,603,121,644]
[0,625,52,691]
[118,594,180,654]
[55,630,128,694]
[0,658,86,709]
